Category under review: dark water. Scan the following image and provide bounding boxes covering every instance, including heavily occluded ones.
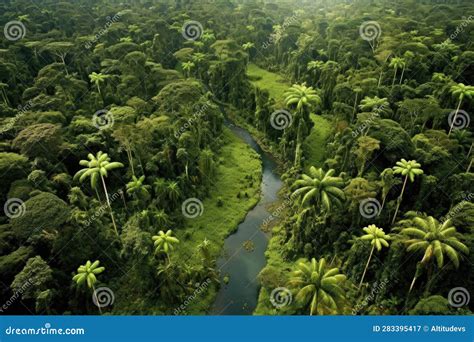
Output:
[211,121,283,315]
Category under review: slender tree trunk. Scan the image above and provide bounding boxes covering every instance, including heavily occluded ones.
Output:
[100,175,119,236]
[381,193,387,211]
[352,92,359,122]
[408,273,417,293]
[359,245,375,290]
[399,66,405,84]
[391,68,397,87]
[448,98,462,136]
[92,285,103,315]
[377,69,383,88]
[467,157,473,173]
[391,175,408,224]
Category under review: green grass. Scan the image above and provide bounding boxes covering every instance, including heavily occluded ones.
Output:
[254,224,294,315]
[302,114,332,170]
[173,127,262,313]
[247,63,289,105]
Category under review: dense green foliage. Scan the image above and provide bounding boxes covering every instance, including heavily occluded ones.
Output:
[0,0,472,316]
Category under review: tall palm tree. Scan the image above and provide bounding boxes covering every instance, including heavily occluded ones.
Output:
[389,57,405,87]
[291,167,345,215]
[284,83,321,114]
[88,72,109,96]
[448,83,474,136]
[357,225,390,290]
[391,159,423,224]
[74,151,124,236]
[289,258,346,315]
[152,230,180,263]
[72,260,105,314]
[284,83,321,166]
[400,215,469,292]
[166,181,181,206]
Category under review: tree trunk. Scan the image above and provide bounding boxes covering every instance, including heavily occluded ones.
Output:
[92,285,103,315]
[352,92,359,122]
[408,273,417,293]
[391,174,408,224]
[448,98,462,137]
[359,245,375,290]
[467,157,473,173]
[399,65,405,84]
[101,175,119,236]
[391,68,397,87]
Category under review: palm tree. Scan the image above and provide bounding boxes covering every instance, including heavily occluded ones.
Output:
[182,61,195,78]
[307,60,324,87]
[389,57,405,87]
[152,230,180,263]
[291,167,345,215]
[400,215,469,292]
[357,225,390,290]
[72,260,105,314]
[358,96,389,114]
[379,168,401,210]
[391,159,423,224]
[289,258,346,315]
[284,83,321,114]
[126,175,150,206]
[284,83,321,165]
[448,83,474,136]
[74,152,124,236]
[166,181,181,206]
[88,72,109,96]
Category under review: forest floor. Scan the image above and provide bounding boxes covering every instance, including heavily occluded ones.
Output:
[247,63,288,106]
[303,114,332,170]
[174,127,262,313]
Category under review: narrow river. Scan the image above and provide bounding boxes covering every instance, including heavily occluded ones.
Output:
[211,120,283,315]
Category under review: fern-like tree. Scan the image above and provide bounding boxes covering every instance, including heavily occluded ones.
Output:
[152,230,180,263]
[400,215,469,293]
[288,258,346,315]
[389,57,405,87]
[291,167,345,217]
[126,175,150,206]
[448,83,474,136]
[284,83,321,165]
[74,152,124,236]
[391,159,423,224]
[72,260,105,314]
[357,225,391,290]
[88,72,109,96]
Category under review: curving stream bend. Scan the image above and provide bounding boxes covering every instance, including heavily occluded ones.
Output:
[211,120,283,315]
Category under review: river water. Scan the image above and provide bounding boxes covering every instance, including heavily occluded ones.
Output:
[211,121,283,315]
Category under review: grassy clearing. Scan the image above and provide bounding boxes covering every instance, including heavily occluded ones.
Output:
[247,63,289,106]
[302,114,332,170]
[174,127,262,313]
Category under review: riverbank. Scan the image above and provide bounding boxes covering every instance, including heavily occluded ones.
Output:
[175,127,263,314]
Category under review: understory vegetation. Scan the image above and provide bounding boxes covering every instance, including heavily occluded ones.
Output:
[0,0,472,316]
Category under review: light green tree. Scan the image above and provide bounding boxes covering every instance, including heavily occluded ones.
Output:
[74,152,124,236]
